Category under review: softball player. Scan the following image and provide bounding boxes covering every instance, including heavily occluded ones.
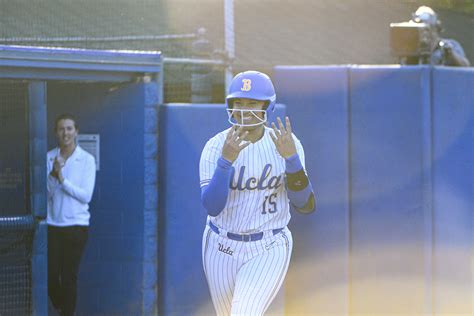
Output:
[199,71,315,315]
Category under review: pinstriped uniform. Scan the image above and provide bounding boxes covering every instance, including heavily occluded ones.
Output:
[200,126,305,316]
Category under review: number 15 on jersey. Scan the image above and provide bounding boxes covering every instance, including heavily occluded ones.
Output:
[262,193,277,214]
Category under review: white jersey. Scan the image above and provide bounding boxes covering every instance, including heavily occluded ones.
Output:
[199,126,306,233]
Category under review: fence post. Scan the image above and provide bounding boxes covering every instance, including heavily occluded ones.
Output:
[191,28,213,103]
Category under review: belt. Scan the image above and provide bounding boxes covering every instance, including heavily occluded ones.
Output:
[209,221,283,242]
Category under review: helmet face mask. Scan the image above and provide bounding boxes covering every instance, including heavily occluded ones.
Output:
[227,108,267,127]
[226,71,276,127]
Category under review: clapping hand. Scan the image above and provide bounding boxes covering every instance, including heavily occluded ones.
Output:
[52,157,65,183]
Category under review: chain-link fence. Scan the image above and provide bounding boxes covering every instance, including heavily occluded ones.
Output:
[163,60,226,103]
[0,0,228,103]
[0,216,35,316]
[0,34,228,103]
[1,0,472,98]
[0,79,33,316]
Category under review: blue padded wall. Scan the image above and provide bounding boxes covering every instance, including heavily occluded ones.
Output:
[431,68,473,314]
[158,103,286,316]
[28,81,48,316]
[349,66,429,314]
[28,81,47,219]
[32,220,47,316]
[274,66,350,315]
[274,65,472,315]
[47,82,148,315]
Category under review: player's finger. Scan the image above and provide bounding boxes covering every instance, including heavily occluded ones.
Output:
[235,130,248,143]
[236,128,248,142]
[277,117,286,134]
[271,122,280,137]
[226,127,236,139]
[236,126,246,137]
[231,125,241,138]
[230,126,239,139]
[286,116,292,134]
[231,125,239,136]
[269,130,278,144]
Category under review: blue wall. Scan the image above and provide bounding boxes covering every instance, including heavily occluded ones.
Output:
[47,81,159,315]
[431,68,473,314]
[274,66,350,315]
[273,65,473,315]
[158,104,225,316]
[348,67,428,314]
[156,66,473,315]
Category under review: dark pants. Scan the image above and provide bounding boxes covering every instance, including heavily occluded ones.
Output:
[48,225,88,316]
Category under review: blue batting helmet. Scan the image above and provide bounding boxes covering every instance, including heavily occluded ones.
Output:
[226,71,276,126]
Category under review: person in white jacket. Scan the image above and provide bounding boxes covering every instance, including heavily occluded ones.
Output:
[47,113,96,316]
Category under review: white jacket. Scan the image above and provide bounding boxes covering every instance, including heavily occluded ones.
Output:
[47,145,96,226]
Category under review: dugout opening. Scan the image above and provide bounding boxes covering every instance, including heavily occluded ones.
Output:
[0,45,161,316]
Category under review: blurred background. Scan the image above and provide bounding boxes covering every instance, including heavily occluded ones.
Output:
[1,0,473,102]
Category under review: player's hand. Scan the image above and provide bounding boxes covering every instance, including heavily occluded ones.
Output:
[270,117,297,159]
[222,126,251,163]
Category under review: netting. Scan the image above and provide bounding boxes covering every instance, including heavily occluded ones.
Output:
[0,81,29,217]
[1,1,473,59]
[0,216,35,316]
[164,62,225,103]
[1,0,472,102]
[0,0,225,53]
[0,81,32,315]
[0,0,227,103]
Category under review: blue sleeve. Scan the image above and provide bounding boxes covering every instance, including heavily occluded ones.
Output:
[285,153,303,173]
[285,154,316,213]
[201,157,233,217]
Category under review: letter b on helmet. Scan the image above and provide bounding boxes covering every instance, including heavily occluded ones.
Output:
[226,71,276,114]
